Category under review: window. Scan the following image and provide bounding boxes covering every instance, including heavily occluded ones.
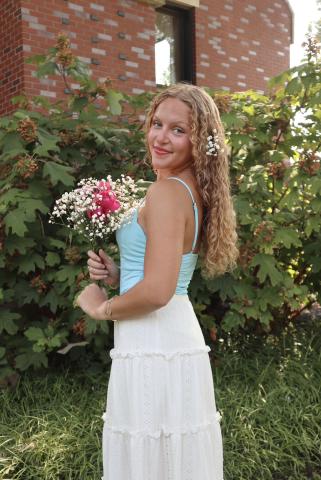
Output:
[155,4,194,86]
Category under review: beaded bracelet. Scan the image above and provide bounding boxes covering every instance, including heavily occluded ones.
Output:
[105,295,119,321]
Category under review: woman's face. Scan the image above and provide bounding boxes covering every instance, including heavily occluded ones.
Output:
[147,97,193,175]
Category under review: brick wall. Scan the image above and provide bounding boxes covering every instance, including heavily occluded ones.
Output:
[0,0,292,116]
[195,0,292,93]
[0,0,25,116]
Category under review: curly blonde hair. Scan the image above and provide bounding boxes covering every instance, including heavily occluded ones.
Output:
[143,83,239,279]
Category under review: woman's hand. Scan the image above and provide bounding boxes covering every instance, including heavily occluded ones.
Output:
[87,249,120,288]
[75,283,109,320]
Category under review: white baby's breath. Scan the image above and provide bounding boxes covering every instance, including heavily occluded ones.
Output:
[206,129,224,156]
[49,176,142,245]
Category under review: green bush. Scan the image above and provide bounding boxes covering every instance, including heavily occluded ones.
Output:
[0,34,321,380]
[202,37,321,336]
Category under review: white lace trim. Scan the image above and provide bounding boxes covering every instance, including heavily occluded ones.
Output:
[109,345,211,360]
[101,411,222,438]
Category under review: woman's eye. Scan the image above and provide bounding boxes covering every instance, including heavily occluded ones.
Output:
[173,127,184,134]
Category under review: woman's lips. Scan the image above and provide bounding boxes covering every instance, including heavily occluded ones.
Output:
[153,146,172,155]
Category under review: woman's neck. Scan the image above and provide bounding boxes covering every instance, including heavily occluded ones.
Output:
[156,167,194,182]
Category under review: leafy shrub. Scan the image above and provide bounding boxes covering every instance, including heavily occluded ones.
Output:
[0,35,320,381]
[199,37,321,337]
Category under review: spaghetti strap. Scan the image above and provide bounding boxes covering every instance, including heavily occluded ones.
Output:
[167,176,199,253]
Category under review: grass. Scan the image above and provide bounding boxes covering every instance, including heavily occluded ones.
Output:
[1,318,320,480]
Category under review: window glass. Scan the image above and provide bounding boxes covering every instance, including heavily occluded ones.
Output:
[155,10,177,85]
[155,6,193,86]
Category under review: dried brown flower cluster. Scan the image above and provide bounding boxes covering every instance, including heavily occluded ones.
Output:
[55,33,76,69]
[303,35,321,58]
[253,221,274,243]
[17,117,37,143]
[65,246,82,264]
[30,275,47,294]
[72,318,86,337]
[267,162,287,180]
[212,94,232,114]
[299,152,321,176]
[15,155,39,179]
[238,241,256,268]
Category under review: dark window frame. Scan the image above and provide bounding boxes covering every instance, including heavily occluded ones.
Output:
[155,3,195,86]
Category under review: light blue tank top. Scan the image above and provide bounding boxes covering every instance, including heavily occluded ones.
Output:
[116,177,199,296]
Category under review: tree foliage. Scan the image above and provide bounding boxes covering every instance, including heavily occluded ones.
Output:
[0,34,320,381]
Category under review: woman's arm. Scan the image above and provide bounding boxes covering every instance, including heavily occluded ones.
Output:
[95,179,187,321]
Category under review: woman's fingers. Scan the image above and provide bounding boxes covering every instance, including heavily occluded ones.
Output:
[87,250,102,261]
[98,249,112,265]
[87,252,107,278]
[87,250,116,283]
[87,258,106,270]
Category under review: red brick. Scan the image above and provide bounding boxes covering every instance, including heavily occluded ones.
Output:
[0,0,293,116]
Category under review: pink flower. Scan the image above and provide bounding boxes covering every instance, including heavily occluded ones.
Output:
[86,182,120,219]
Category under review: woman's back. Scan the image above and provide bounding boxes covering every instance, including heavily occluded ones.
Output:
[116,176,202,296]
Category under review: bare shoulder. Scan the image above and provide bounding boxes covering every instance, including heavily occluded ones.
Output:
[145,178,189,210]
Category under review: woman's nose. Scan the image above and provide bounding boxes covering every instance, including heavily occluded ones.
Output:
[155,127,169,143]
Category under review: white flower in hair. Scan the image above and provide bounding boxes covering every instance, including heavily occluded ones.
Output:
[206,128,223,156]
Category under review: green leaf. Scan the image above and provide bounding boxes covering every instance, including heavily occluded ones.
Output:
[25,54,47,65]
[3,210,28,236]
[46,252,60,266]
[107,89,124,115]
[310,198,321,213]
[15,351,48,370]
[71,96,89,111]
[99,320,110,334]
[221,112,246,129]
[42,161,75,186]
[268,70,291,88]
[221,311,245,331]
[6,236,36,255]
[260,310,273,326]
[3,197,48,236]
[274,228,302,248]
[17,254,45,274]
[25,326,45,342]
[250,254,283,286]
[279,190,299,209]
[47,238,66,249]
[85,317,97,335]
[39,289,60,313]
[86,128,111,148]
[285,77,303,95]
[35,128,60,156]
[305,217,321,237]
[206,274,237,301]
[55,265,81,286]
[35,61,58,77]
[256,288,283,311]
[234,198,253,225]
[14,280,41,305]
[0,132,25,160]
[233,283,255,300]
[0,311,20,334]
[22,198,49,218]
[0,188,23,207]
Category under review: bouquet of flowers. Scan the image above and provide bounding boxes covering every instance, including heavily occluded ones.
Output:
[49,174,143,247]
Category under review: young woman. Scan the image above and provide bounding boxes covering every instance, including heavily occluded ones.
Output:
[76,83,238,480]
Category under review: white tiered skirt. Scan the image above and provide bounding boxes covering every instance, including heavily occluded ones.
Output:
[101,294,223,480]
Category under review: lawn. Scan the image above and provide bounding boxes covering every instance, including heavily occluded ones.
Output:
[1,317,320,479]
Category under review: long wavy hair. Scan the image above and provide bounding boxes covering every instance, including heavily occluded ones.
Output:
[143,83,239,279]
